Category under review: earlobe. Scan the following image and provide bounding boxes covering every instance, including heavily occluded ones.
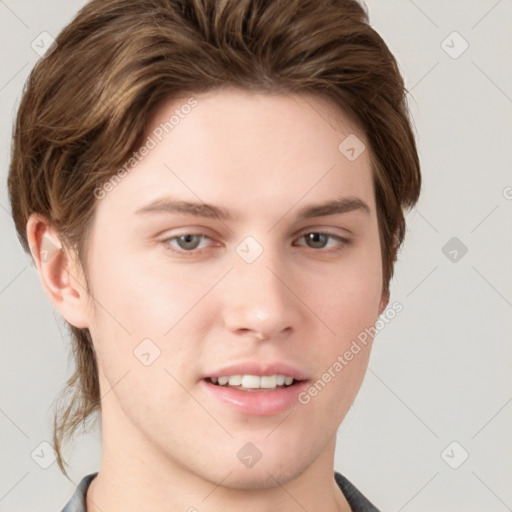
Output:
[26,214,91,329]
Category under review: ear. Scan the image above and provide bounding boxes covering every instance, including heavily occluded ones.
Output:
[378,230,399,315]
[26,213,91,329]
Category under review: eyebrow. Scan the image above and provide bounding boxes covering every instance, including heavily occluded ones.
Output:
[135,196,370,221]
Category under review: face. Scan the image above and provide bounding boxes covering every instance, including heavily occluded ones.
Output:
[82,88,387,489]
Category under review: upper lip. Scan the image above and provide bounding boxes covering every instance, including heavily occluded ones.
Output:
[202,361,310,381]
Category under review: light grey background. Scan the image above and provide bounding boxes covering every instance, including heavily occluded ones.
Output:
[1,1,511,511]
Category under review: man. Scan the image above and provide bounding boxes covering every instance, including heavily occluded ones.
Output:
[8,1,421,510]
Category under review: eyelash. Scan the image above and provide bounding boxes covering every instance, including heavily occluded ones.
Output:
[161,230,352,256]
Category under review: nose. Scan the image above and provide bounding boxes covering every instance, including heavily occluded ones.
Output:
[221,250,299,341]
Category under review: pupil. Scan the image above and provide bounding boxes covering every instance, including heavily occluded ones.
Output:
[178,234,201,250]
[307,233,327,249]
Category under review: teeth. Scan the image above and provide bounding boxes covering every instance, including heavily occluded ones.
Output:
[259,376,276,388]
[242,375,262,388]
[209,374,297,389]
[227,375,242,386]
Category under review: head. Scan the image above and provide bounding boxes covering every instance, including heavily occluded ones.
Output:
[8,0,420,481]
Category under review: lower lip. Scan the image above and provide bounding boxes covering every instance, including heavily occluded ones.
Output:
[200,379,309,416]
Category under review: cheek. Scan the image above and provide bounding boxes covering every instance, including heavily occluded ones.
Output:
[86,247,221,390]
[315,247,383,336]
[299,271,379,423]
[88,241,214,336]
[301,241,383,393]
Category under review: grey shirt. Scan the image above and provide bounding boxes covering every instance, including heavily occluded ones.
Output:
[62,471,381,511]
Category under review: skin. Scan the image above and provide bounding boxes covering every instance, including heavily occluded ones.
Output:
[28,87,389,512]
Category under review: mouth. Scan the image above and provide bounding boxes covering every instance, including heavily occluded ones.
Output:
[200,369,310,415]
[200,361,311,415]
[204,374,305,392]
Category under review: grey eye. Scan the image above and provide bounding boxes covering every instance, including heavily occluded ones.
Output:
[175,234,204,250]
[303,232,329,249]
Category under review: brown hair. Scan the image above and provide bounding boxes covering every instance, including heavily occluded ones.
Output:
[8,0,421,475]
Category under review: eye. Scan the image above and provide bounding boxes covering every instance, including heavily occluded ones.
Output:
[161,230,351,256]
[163,233,213,252]
[295,231,351,252]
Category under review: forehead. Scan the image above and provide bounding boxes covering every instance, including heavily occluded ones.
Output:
[96,88,375,222]
[149,87,366,161]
